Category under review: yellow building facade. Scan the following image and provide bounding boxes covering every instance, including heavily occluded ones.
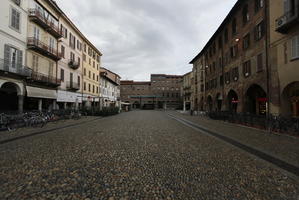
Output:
[82,41,102,108]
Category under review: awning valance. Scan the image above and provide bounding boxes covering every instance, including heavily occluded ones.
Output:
[26,86,57,99]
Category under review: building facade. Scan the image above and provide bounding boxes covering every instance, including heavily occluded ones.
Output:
[190,0,299,117]
[56,11,83,110]
[183,72,192,111]
[190,0,271,115]
[120,74,183,110]
[82,41,102,109]
[0,0,31,113]
[99,67,121,108]
[120,81,153,109]
[270,0,299,117]
[25,0,62,111]
[151,74,183,109]
[0,0,104,113]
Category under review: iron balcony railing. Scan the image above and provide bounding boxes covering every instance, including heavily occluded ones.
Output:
[276,6,299,33]
[28,8,62,38]
[30,71,61,86]
[0,58,32,77]
[66,81,80,90]
[68,60,80,70]
[27,37,62,61]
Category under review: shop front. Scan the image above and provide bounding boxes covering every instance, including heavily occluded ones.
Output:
[57,90,82,110]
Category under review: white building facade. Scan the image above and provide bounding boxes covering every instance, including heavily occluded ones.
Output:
[0,0,31,113]
[56,13,84,110]
[100,68,120,108]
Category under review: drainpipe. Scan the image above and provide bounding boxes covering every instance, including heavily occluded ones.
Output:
[265,0,271,132]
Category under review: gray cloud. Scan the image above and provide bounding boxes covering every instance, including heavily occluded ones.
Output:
[56,0,237,80]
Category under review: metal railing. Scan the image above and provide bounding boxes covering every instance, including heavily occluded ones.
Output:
[0,58,32,77]
[27,37,61,60]
[207,111,299,136]
[66,81,80,90]
[276,6,299,30]
[31,71,61,86]
[28,8,62,37]
[68,60,80,70]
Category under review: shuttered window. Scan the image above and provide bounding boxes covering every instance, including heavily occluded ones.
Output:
[10,8,20,31]
[4,44,23,70]
[257,53,263,72]
[291,35,299,59]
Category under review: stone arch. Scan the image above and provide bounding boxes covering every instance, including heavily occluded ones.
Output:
[227,89,238,112]
[281,81,299,117]
[244,84,267,115]
[0,82,23,112]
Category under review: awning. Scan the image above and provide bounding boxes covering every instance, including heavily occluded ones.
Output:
[57,90,82,103]
[26,86,57,99]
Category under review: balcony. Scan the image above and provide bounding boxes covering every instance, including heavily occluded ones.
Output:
[29,71,61,87]
[27,37,62,61]
[28,9,62,38]
[276,6,299,33]
[0,59,32,77]
[68,60,80,70]
[66,81,80,91]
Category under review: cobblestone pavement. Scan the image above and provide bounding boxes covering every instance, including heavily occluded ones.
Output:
[0,110,298,200]
[169,111,299,168]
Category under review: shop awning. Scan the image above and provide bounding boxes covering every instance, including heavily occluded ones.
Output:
[26,86,57,99]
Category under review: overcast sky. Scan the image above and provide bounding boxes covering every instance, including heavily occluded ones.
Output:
[56,0,237,81]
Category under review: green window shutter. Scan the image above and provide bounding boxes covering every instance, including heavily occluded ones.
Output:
[17,50,23,72]
[4,44,11,71]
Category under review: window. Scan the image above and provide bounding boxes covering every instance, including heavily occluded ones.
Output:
[243,60,251,77]
[255,20,265,41]
[32,54,38,72]
[70,72,73,83]
[230,45,238,58]
[78,57,81,66]
[242,4,250,25]
[224,28,228,43]
[88,84,91,92]
[93,73,95,80]
[220,75,224,86]
[83,54,86,61]
[77,40,80,50]
[255,0,264,12]
[60,68,64,82]
[4,45,22,70]
[291,35,299,59]
[97,75,99,81]
[84,68,86,76]
[243,33,250,50]
[69,33,76,49]
[10,8,20,31]
[232,67,239,81]
[70,52,75,61]
[89,71,91,78]
[61,45,65,58]
[218,36,223,49]
[78,76,80,87]
[93,85,95,93]
[84,82,86,90]
[93,61,95,68]
[257,53,264,72]
[225,71,231,84]
[232,18,237,35]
